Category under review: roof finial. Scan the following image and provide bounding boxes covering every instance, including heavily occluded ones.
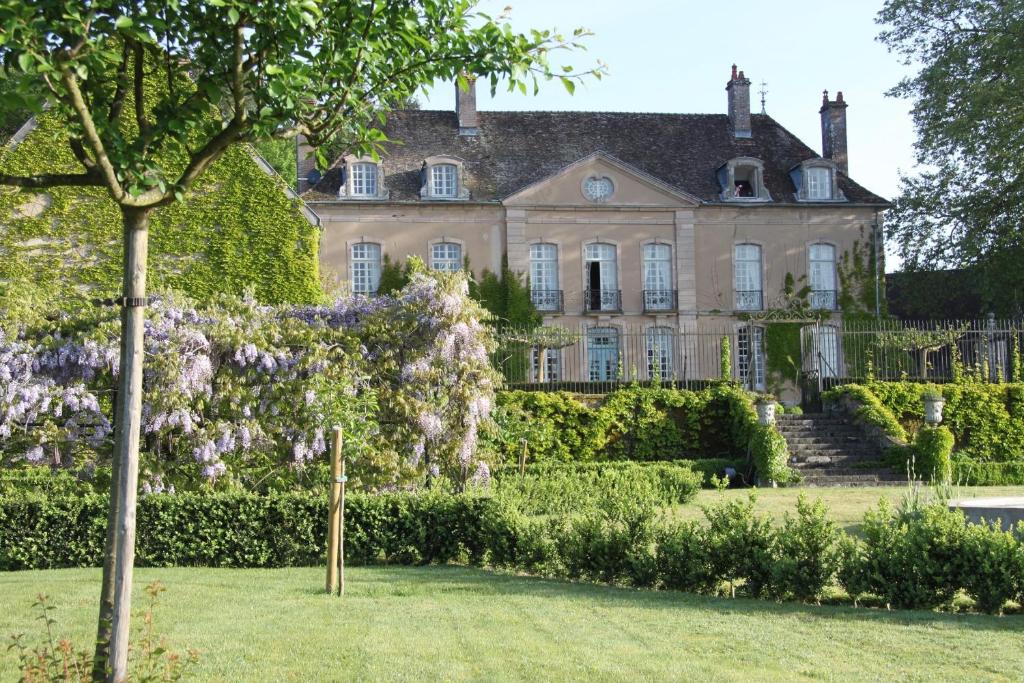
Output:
[758,80,769,114]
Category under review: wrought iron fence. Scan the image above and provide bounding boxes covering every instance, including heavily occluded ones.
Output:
[490,317,1024,395]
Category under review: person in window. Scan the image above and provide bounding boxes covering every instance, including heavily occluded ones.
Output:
[734,180,754,197]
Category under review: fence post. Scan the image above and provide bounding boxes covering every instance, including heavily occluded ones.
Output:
[518,438,528,477]
[326,427,343,595]
[339,452,346,596]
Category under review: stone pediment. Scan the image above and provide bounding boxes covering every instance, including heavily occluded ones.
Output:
[502,152,701,208]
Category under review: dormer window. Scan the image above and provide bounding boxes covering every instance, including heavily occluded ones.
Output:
[420,155,469,200]
[338,156,388,200]
[351,163,377,197]
[718,157,771,202]
[431,164,457,198]
[791,159,845,202]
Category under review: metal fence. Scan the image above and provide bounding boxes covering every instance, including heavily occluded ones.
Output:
[490,318,1024,395]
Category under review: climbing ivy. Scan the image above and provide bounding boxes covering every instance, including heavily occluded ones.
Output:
[0,111,321,309]
[763,323,803,389]
[837,233,886,319]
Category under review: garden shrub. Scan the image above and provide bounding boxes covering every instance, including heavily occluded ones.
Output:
[822,384,907,441]
[771,495,842,602]
[952,460,1024,485]
[702,495,777,598]
[654,521,715,593]
[914,426,954,483]
[489,391,598,463]
[959,520,1024,614]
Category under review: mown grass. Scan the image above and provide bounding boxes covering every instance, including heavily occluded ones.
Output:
[670,485,1024,535]
[2,565,1023,682]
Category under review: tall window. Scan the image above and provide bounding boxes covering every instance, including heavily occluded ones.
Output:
[587,327,620,382]
[643,244,673,311]
[529,243,560,311]
[530,347,562,382]
[734,244,763,311]
[737,326,765,391]
[431,242,462,272]
[814,325,841,379]
[350,162,378,197]
[809,244,837,309]
[646,326,674,380]
[350,243,381,295]
[430,164,458,198]
[806,167,832,200]
[584,243,619,312]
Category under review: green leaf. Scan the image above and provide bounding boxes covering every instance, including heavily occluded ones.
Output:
[17,52,32,72]
[115,15,133,29]
[228,8,240,24]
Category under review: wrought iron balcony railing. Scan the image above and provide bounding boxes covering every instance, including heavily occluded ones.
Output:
[643,289,677,312]
[809,289,838,310]
[530,289,564,312]
[584,288,622,313]
[734,290,763,311]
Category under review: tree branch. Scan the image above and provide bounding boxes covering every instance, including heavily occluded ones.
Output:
[59,68,126,201]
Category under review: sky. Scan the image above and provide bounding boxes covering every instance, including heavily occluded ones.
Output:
[418,0,919,269]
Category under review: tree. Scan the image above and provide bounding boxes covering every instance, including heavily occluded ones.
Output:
[0,2,600,679]
[877,1,1024,315]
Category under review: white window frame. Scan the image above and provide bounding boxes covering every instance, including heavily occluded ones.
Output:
[350,242,382,295]
[430,242,463,272]
[734,244,763,311]
[642,243,673,311]
[737,326,766,391]
[718,157,771,202]
[646,326,675,381]
[584,242,619,312]
[430,164,458,198]
[808,243,837,310]
[530,347,562,383]
[350,162,378,197]
[806,167,832,200]
[529,243,560,312]
[792,159,845,202]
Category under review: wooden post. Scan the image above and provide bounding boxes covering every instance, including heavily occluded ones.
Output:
[326,427,343,594]
[518,439,528,477]
[338,455,346,596]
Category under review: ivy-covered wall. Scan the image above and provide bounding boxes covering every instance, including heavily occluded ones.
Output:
[0,112,322,308]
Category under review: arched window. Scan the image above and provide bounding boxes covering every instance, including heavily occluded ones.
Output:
[643,243,674,311]
[790,159,844,202]
[430,242,462,272]
[584,243,619,312]
[718,157,771,202]
[587,327,620,382]
[646,326,675,380]
[734,244,763,311]
[737,326,765,391]
[529,243,560,311]
[350,243,381,294]
[809,244,837,310]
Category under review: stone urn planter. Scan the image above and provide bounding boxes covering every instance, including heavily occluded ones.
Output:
[755,397,777,425]
[923,391,945,425]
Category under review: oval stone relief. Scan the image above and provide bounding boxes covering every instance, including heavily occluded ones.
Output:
[581,176,614,202]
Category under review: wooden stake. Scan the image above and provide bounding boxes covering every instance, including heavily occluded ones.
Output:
[339,454,346,596]
[326,427,343,594]
[519,438,528,477]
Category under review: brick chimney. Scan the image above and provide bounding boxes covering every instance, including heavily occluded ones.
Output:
[455,76,479,136]
[726,65,752,138]
[296,134,317,192]
[820,90,849,174]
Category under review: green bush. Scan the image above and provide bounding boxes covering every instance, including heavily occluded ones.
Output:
[822,384,907,441]
[914,426,954,483]
[952,460,1024,485]
[654,521,715,593]
[771,496,842,602]
[703,495,777,598]
[959,520,1024,614]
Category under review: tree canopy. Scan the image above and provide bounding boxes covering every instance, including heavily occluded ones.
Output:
[877,0,1024,315]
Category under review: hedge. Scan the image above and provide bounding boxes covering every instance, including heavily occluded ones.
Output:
[4,491,1023,614]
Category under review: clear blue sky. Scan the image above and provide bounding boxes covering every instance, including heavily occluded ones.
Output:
[419,0,917,269]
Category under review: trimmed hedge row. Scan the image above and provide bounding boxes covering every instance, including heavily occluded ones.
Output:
[3,491,1023,613]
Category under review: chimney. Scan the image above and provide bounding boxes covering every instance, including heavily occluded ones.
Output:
[296,134,317,192]
[726,64,752,138]
[820,90,849,175]
[455,76,479,136]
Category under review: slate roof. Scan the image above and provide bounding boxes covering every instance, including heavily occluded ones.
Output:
[303,110,888,206]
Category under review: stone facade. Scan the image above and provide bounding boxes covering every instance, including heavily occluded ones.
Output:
[304,66,888,392]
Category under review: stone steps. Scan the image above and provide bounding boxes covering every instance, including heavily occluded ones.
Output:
[777,413,901,488]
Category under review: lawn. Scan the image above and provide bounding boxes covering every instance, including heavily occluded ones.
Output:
[671,485,1024,535]
[2,566,1023,682]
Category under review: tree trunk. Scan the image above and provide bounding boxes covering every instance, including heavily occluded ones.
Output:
[91,207,150,683]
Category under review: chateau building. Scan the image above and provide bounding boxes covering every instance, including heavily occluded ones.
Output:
[301,66,888,395]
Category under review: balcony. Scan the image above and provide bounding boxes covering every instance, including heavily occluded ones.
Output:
[735,290,763,311]
[584,288,622,314]
[643,289,677,313]
[530,289,564,313]
[809,289,838,310]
